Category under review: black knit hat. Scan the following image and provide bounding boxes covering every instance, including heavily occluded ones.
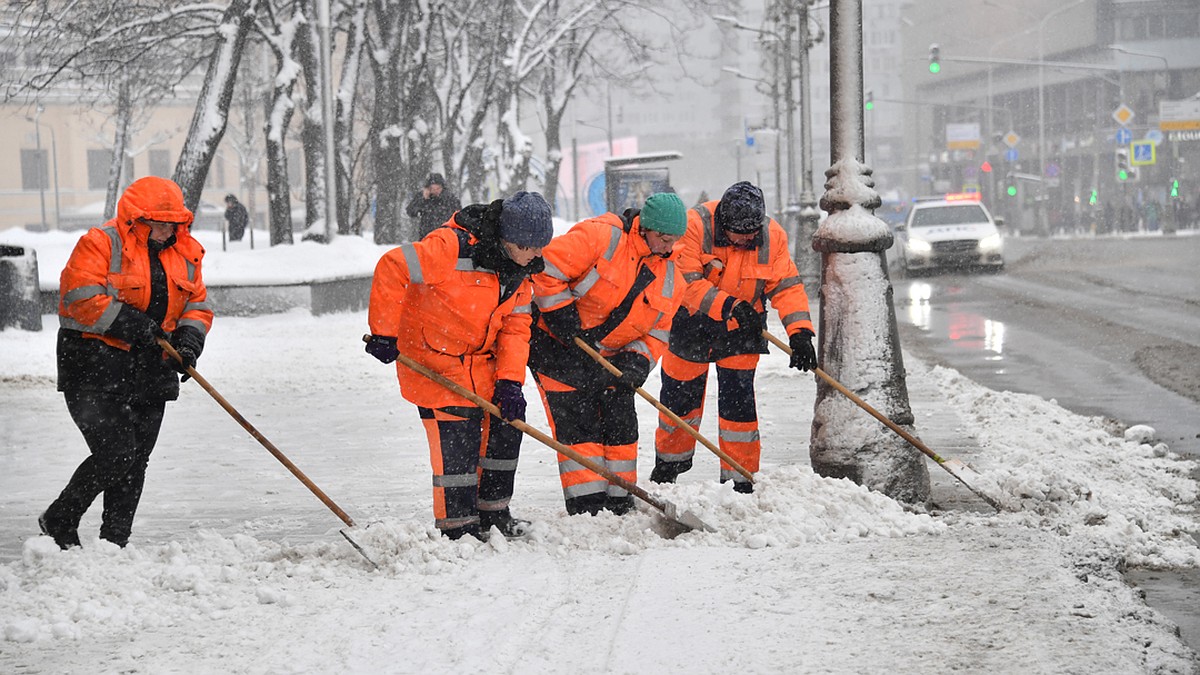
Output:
[499,191,554,248]
[425,173,446,187]
[715,181,765,234]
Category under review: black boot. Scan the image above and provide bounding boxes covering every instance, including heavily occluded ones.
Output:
[650,458,692,484]
[604,495,635,516]
[479,510,531,538]
[727,480,754,494]
[440,523,485,541]
[39,512,81,550]
[564,493,607,516]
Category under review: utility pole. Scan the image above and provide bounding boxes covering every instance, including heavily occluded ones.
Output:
[809,0,929,504]
[795,0,822,289]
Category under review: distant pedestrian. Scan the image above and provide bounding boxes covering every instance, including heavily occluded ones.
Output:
[41,176,213,549]
[224,194,248,242]
[405,173,462,240]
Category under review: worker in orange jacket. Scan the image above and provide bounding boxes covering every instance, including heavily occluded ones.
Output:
[40,176,213,549]
[529,192,689,516]
[652,181,817,493]
[366,191,553,540]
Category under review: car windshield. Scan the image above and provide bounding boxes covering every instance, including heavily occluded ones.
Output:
[911,204,988,227]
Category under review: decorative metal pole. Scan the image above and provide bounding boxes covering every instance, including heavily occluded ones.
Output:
[795,0,822,289]
[809,0,929,504]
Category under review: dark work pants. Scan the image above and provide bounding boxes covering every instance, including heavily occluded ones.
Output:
[44,391,166,545]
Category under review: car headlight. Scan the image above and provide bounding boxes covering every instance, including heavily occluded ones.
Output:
[979,233,1002,251]
[906,238,932,255]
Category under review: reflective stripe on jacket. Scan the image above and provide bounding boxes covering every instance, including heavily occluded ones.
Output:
[532,212,685,363]
[368,223,533,409]
[679,200,813,336]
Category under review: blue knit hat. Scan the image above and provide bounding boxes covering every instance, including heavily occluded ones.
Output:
[499,191,553,247]
[715,181,765,234]
[639,193,688,236]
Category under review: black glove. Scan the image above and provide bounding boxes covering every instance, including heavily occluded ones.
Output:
[364,334,399,364]
[492,379,526,421]
[608,352,652,389]
[728,300,763,333]
[169,325,205,382]
[107,305,168,348]
[540,303,583,342]
[789,329,817,372]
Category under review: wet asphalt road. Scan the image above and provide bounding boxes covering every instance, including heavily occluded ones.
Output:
[885,231,1200,657]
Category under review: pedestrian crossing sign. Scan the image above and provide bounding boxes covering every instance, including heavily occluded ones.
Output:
[1130,140,1155,166]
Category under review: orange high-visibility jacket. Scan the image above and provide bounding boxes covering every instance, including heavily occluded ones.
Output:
[58,177,212,349]
[369,221,534,409]
[532,211,685,364]
[678,200,813,337]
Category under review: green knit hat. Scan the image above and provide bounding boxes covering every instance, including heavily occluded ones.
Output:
[639,192,688,236]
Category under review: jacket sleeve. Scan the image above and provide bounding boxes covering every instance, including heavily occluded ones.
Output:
[764,224,814,336]
[176,262,214,336]
[531,219,606,314]
[404,192,423,218]
[368,229,459,337]
[495,279,534,384]
[678,210,734,322]
[59,228,123,333]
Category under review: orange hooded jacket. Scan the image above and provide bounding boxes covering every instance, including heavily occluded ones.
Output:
[368,219,534,409]
[58,176,212,349]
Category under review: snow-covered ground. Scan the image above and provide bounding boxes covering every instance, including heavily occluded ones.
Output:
[1,227,1197,673]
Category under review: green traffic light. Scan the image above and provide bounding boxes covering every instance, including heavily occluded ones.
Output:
[1089,190,1098,206]
[1006,185,1017,197]
[865,101,874,111]
[1172,180,1180,197]
[929,62,941,74]
[1118,169,1128,181]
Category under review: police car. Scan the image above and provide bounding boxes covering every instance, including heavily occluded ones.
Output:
[891,194,1004,275]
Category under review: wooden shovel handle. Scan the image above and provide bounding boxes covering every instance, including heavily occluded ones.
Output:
[572,337,755,483]
[159,338,357,528]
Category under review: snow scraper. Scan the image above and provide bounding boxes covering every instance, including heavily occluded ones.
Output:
[762,330,1004,512]
[159,338,381,568]
[364,335,715,536]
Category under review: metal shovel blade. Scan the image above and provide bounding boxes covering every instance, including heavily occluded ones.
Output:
[939,458,1005,512]
[340,528,381,569]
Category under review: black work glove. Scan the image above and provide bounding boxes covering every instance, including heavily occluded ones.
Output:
[107,304,168,348]
[727,300,763,333]
[540,303,583,342]
[169,325,205,382]
[608,352,652,389]
[492,379,526,421]
[789,329,817,372]
[364,334,399,364]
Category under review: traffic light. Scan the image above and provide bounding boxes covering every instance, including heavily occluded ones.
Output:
[928,44,941,74]
[864,90,874,111]
[1089,189,1098,206]
[1115,148,1130,181]
[1006,184,1017,197]
[1171,179,1180,198]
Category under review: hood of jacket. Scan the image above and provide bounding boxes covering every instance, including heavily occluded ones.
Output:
[113,177,204,261]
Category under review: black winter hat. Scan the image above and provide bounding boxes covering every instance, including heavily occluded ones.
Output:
[499,191,554,248]
[715,181,765,234]
[425,173,446,187]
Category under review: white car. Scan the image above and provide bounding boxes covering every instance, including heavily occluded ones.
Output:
[892,197,1004,275]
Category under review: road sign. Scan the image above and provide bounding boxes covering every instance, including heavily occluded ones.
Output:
[1145,129,1164,145]
[1115,127,1132,144]
[1112,104,1135,126]
[1005,148,1019,162]
[1159,99,1200,131]
[1003,131,1020,148]
[1045,162,1060,178]
[1131,140,1156,166]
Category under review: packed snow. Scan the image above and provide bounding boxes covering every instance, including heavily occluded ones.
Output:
[0,226,1197,673]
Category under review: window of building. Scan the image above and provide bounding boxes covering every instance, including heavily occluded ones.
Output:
[20,149,48,190]
[87,149,134,191]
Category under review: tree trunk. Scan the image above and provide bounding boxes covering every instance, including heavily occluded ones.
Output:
[335,0,367,236]
[103,77,132,220]
[173,0,257,211]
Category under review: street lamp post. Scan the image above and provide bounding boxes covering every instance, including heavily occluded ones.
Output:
[722,65,784,217]
[795,1,824,287]
[29,107,47,231]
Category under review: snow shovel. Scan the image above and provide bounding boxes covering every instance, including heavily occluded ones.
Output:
[761,330,1004,512]
[572,337,755,484]
[363,336,714,536]
[157,338,380,568]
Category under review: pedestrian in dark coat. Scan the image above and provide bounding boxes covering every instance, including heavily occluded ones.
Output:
[405,173,462,240]
[40,176,213,549]
[224,194,248,241]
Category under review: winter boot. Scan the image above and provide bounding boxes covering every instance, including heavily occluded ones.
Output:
[564,493,607,516]
[38,512,81,550]
[604,495,635,516]
[479,510,532,539]
[649,458,692,484]
[440,523,485,542]
[725,479,754,494]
